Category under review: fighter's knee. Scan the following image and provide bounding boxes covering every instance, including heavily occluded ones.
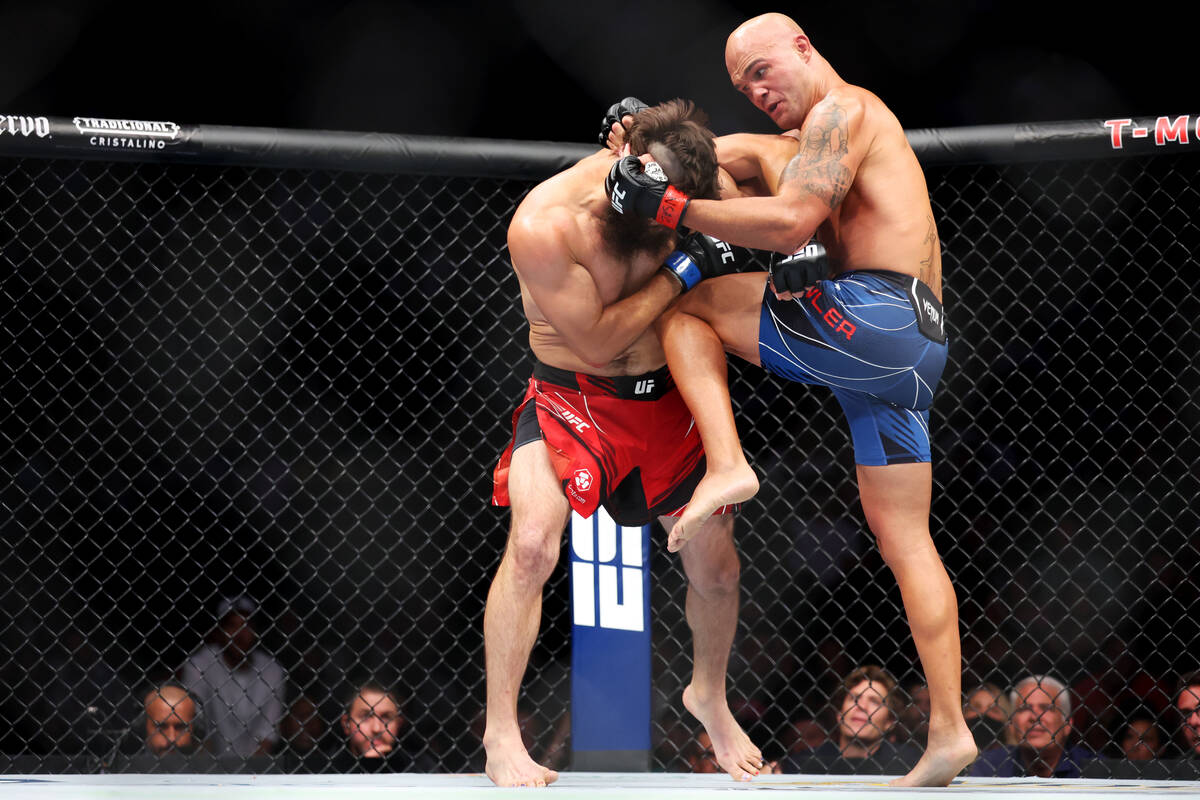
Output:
[870,525,939,573]
[693,559,740,597]
[504,524,561,582]
[871,531,906,568]
[686,547,741,597]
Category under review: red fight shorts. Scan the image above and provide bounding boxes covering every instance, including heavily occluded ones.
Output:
[492,361,737,527]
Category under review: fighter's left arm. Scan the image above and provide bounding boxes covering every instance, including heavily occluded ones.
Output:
[605,94,870,253]
[682,94,869,253]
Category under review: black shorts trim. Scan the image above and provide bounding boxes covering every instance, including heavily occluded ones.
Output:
[511,398,542,452]
[532,360,674,401]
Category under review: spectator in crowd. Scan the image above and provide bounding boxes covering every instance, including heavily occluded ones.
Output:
[654,710,695,772]
[775,665,921,775]
[1176,672,1200,758]
[27,618,130,755]
[142,684,203,756]
[332,682,434,773]
[687,730,722,773]
[779,717,827,754]
[963,682,1014,751]
[898,681,930,748]
[274,694,326,769]
[180,595,286,759]
[1116,705,1167,761]
[1071,636,1173,753]
[971,674,1097,777]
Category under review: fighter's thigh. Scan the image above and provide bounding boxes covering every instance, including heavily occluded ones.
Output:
[507,439,571,546]
[673,272,767,366]
[661,513,740,590]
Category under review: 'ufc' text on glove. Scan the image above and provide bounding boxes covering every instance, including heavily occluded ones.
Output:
[605,155,690,229]
[769,242,829,294]
[662,232,742,292]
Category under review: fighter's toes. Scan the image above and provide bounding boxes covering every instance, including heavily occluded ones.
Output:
[486,752,559,788]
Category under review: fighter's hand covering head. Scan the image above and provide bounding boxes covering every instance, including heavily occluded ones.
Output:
[606,155,691,229]
[662,231,743,292]
[598,96,649,147]
[769,242,829,296]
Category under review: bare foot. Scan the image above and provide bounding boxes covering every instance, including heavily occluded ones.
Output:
[888,728,977,787]
[682,684,763,781]
[668,464,759,553]
[485,737,560,788]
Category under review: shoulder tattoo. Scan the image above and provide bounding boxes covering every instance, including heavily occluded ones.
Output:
[779,102,852,211]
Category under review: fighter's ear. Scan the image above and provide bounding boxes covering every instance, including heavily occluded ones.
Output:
[794,34,811,60]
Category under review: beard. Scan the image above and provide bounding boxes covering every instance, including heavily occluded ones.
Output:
[600,205,675,262]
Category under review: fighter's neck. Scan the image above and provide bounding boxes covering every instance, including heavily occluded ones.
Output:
[807,58,848,107]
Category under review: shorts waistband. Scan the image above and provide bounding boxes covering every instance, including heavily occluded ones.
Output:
[839,269,925,291]
[533,360,674,400]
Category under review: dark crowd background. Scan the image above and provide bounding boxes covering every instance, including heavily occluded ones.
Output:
[0,0,1196,142]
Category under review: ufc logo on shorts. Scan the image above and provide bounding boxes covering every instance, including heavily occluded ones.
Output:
[570,509,644,631]
[634,379,655,395]
[558,409,591,433]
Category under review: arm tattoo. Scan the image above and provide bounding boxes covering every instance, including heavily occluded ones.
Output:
[920,215,941,290]
[779,102,852,211]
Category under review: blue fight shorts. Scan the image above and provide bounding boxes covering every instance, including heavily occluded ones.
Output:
[758,270,948,466]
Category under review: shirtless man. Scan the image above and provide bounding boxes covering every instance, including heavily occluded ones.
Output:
[604,13,977,786]
[485,99,763,787]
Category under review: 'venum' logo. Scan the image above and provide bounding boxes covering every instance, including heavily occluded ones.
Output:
[923,298,942,331]
[570,509,644,631]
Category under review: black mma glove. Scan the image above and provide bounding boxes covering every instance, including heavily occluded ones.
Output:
[769,242,829,294]
[662,232,742,292]
[605,155,690,229]
[598,96,649,146]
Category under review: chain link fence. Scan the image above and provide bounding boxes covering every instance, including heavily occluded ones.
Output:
[1,120,1198,777]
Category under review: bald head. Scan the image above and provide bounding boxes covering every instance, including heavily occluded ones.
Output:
[725,13,830,130]
[144,685,197,755]
[730,13,804,43]
[726,13,804,70]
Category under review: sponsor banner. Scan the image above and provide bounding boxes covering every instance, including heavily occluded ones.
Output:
[907,113,1200,165]
[0,115,51,139]
[2,112,1195,171]
[0,114,197,160]
[72,116,182,152]
[570,508,651,757]
[1101,115,1199,150]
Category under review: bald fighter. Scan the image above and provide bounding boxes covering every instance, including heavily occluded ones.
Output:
[485,99,763,787]
[605,14,977,786]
